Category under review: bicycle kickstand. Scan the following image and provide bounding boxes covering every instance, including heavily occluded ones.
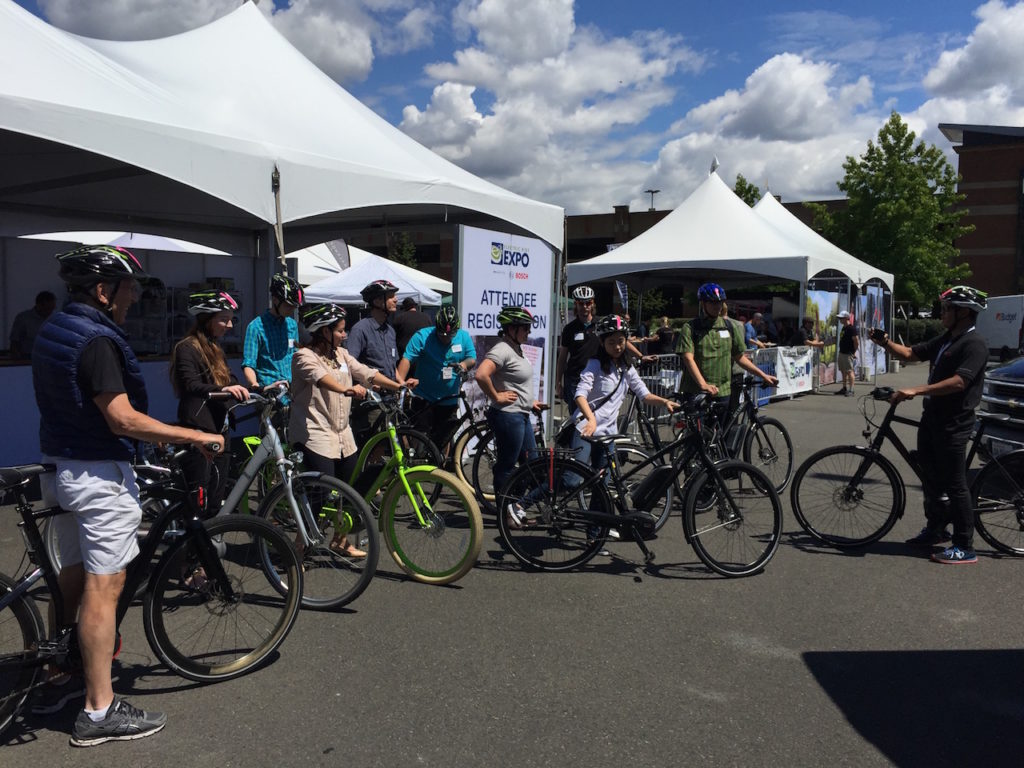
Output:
[631,530,656,564]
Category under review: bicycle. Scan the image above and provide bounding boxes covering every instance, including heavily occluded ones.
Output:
[789,386,1024,552]
[496,395,783,577]
[0,454,303,737]
[264,390,483,585]
[215,385,380,610]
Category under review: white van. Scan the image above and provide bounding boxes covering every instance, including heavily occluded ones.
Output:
[976,294,1024,361]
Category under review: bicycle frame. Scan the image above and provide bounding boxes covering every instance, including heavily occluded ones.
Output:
[348,393,440,529]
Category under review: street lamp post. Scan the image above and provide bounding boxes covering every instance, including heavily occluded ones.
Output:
[644,188,660,212]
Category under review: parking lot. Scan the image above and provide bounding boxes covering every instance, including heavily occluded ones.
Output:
[2,362,1022,767]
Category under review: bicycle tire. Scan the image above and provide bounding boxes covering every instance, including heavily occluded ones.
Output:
[452,422,488,491]
[380,468,482,584]
[789,446,903,548]
[742,416,794,493]
[258,474,380,609]
[683,460,782,577]
[0,573,45,738]
[469,426,499,506]
[971,449,1024,556]
[143,514,302,683]
[497,455,610,571]
[616,443,674,531]
[364,426,441,471]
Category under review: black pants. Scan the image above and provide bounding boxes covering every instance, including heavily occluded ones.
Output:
[917,417,973,550]
[297,445,370,495]
[180,449,230,519]
[409,399,459,455]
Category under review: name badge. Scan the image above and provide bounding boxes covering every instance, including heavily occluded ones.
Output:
[451,344,462,353]
[338,363,349,373]
[718,330,731,338]
[442,366,454,380]
[574,333,585,341]
[288,338,296,348]
[391,348,397,358]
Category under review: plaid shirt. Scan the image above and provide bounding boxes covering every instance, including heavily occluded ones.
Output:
[679,315,745,395]
[243,310,298,386]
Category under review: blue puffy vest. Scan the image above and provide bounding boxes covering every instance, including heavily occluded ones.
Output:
[32,302,149,461]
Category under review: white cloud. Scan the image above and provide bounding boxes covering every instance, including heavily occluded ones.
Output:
[37,0,235,39]
[453,0,575,64]
[923,0,1024,100]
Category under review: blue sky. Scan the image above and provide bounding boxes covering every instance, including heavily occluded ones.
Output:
[13,1,1024,213]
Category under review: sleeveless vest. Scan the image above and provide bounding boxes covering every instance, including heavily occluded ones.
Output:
[33,302,148,460]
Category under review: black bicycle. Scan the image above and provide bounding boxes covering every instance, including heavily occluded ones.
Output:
[790,386,1024,552]
[496,396,783,577]
[0,453,303,737]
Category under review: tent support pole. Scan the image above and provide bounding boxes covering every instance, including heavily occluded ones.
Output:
[271,166,286,270]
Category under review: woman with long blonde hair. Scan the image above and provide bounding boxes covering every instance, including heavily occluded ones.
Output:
[170,291,250,516]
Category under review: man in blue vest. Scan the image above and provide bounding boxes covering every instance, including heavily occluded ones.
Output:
[31,246,224,746]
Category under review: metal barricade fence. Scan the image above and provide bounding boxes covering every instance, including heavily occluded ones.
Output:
[618,354,683,442]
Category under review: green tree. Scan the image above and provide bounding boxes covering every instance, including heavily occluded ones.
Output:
[387,231,418,268]
[733,173,761,207]
[626,287,667,321]
[807,112,973,311]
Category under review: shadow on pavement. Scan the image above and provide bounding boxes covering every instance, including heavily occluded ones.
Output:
[804,648,1024,764]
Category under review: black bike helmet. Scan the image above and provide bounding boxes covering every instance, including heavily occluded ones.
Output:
[300,303,347,333]
[360,279,399,305]
[435,305,460,335]
[595,314,628,337]
[269,273,304,306]
[496,306,534,329]
[697,283,726,302]
[57,245,149,287]
[187,290,239,316]
[940,285,987,312]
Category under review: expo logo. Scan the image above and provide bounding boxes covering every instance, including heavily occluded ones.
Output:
[490,241,530,267]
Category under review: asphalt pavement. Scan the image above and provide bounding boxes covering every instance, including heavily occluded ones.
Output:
[2,363,1022,767]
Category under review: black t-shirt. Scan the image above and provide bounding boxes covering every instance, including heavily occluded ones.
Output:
[788,327,810,346]
[560,317,599,381]
[79,337,128,401]
[839,325,858,354]
[649,327,675,355]
[911,328,988,430]
[391,310,433,357]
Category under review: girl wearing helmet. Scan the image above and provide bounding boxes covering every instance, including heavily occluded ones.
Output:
[170,290,250,517]
[474,306,547,528]
[867,285,989,564]
[568,316,678,538]
[290,303,408,555]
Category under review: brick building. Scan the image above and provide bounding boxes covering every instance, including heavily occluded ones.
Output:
[939,124,1024,295]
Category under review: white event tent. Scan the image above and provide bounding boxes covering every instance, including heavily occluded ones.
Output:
[567,172,892,291]
[0,0,564,256]
[289,242,452,297]
[303,256,443,308]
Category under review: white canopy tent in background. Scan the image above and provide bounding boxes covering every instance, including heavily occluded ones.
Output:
[289,242,452,296]
[20,231,230,256]
[0,0,564,255]
[567,172,892,294]
[303,256,443,307]
[752,192,893,288]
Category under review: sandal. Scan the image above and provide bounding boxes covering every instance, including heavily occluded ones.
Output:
[329,536,367,559]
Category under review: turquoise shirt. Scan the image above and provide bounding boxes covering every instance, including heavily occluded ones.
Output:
[403,327,476,404]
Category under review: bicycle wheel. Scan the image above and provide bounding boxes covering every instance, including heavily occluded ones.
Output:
[742,417,794,493]
[616,443,674,532]
[470,427,498,505]
[971,450,1024,555]
[0,574,45,738]
[258,474,380,609]
[364,427,441,470]
[683,460,782,577]
[143,514,302,682]
[790,446,903,548]
[380,468,482,584]
[497,456,609,571]
[451,422,487,490]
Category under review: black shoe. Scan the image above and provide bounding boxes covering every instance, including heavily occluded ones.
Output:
[905,526,952,547]
[834,388,848,396]
[70,697,166,747]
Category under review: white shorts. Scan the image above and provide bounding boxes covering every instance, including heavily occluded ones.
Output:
[40,457,142,575]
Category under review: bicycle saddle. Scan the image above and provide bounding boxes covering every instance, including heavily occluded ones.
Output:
[0,463,54,490]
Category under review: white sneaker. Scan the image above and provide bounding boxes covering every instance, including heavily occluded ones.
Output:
[506,503,527,530]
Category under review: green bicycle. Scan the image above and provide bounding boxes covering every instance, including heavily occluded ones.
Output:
[340,390,483,585]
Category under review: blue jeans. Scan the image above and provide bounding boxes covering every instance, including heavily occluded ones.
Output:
[487,408,538,496]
